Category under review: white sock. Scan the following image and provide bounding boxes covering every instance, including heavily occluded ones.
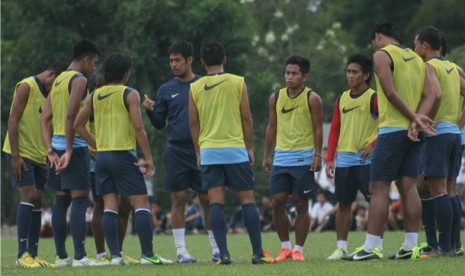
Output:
[173,228,186,254]
[294,245,304,252]
[378,238,383,251]
[207,230,219,254]
[337,240,347,251]
[96,252,106,260]
[403,232,418,251]
[364,234,381,252]
[281,241,292,249]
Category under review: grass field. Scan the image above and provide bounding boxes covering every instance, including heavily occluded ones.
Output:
[1,231,464,275]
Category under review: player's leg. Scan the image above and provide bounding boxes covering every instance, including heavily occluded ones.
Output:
[102,193,121,259]
[418,175,437,254]
[90,169,108,263]
[198,191,220,260]
[448,135,463,254]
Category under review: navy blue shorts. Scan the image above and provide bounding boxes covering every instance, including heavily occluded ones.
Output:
[95,151,147,196]
[335,165,370,203]
[47,147,90,191]
[164,145,204,193]
[4,153,47,189]
[90,172,102,202]
[456,145,465,178]
[270,166,317,198]
[422,134,461,180]
[201,162,254,191]
[370,130,423,182]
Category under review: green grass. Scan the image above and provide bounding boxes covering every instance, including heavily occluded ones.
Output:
[1,231,464,275]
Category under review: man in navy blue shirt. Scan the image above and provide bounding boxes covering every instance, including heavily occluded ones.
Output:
[143,41,219,263]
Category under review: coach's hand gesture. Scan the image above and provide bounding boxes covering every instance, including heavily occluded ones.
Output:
[143,94,155,111]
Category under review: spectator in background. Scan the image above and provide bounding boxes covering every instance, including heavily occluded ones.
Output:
[388,200,404,231]
[40,207,53,237]
[228,206,247,234]
[355,205,368,231]
[185,195,204,234]
[151,201,168,235]
[309,192,334,232]
[260,193,274,232]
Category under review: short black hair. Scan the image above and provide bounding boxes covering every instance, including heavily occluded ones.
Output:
[417,26,441,51]
[103,52,132,83]
[347,54,373,84]
[440,33,448,57]
[169,41,194,60]
[286,54,310,74]
[73,39,100,60]
[94,68,106,88]
[371,22,401,43]
[201,41,225,66]
[47,62,68,75]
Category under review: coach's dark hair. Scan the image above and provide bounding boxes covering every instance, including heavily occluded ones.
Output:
[440,32,448,57]
[286,54,310,74]
[347,54,373,84]
[201,41,225,66]
[47,62,68,75]
[103,52,132,83]
[169,41,194,60]
[417,26,441,51]
[73,39,100,60]
[371,22,401,43]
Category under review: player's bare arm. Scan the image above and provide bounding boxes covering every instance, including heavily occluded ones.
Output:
[240,82,254,166]
[309,91,323,172]
[40,94,59,169]
[188,89,201,169]
[262,93,277,173]
[73,94,96,150]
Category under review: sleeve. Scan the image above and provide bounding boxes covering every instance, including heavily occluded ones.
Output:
[146,87,168,129]
[327,96,341,163]
[370,92,378,117]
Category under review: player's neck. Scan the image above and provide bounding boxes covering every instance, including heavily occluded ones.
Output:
[350,84,369,95]
[177,71,196,83]
[287,85,305,96]
[68,61,85,74]
[205,65,224,75]
[424,50,441,62]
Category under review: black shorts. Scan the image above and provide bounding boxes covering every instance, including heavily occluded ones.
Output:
[201,162,254,191]
[4,153,47,189]
[270,165,317,198]
[164,145,204,193]
[422,134,461,180]
[47,147,90,191]
[335,165,370,203]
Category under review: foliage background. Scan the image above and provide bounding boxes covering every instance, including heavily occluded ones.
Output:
[2,0,465,224]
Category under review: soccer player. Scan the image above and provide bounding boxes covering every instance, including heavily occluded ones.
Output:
[40,39,100,267]
[74,52,173,265]
[325,54,378,260]
[143,41,219,263]
[348,22,436,261]
[414,26,465,258]
[188,41,274,265]
[3,62,67,268]
[262,54,323,262]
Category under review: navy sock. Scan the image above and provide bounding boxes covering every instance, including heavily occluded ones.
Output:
[242,203,263,257]
[450,196,461,249]
[52,195,71,259]
[421,199,437,249]
[70,197,89,260]
[102,211,121,257]
[455,195,463,248]
[134,209,154,257]
[17,203,33,258]
[27,209,42,257]
[434,195,452,251]
[210,203,229,257]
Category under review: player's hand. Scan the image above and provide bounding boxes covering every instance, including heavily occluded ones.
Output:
[262,156,272,173]
[360,143,374,159]
[143,94,155,111]
[11,154,27,181]
[247,149,255,166]
[56,150,72,174]
[325,161,335,179]
[136,159,154,177]
[89,150,97,161]
[47,149,60,170]
[408,121,420,141]
[196,155,201,170]
[412,114,436,136]
[310,154,322,172]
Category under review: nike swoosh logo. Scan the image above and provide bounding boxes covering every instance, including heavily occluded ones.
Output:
[171,93,180,98]
[54,79,63,87]
[97,92,116,101]
[304,189,312,194]
[342,106,360,114]
[20,238,28,242]
[204,80,226,90]
[281,105,300,114]
[402,56,416,62]
[446,67,455,74]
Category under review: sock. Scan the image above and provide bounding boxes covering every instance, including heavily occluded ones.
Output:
[16,202,34,258]
[378,238,383,251]
[209,203,229,257]
[281,241,292,249]
[70,197,89,260]
[434,194,452,251]
[173,228,186,254]
[455,195,463,248]
[96,252,106,260]
[134,209,154,257]
[242,203,263,257]
[52,195,71,259]
[207,230,219,254]
[403,232,418,251]
[27,209,42,257]
[337,240,347,251]
[364,234,380,252]
[294,245,304,252]
[421,198,438,249]
[450,196,461,250]
[102,210,121,257]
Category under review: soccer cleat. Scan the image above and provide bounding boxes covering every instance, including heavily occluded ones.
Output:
[34,256,55,267]
[141,254,173,265]
[347,246,383,261]
[55,256,72,267]
[215,255,233,265]
[327,248,348,260]
[275,247,292,262]
[418,242,434,255]
[252,250,275,264]
[95,256,110,265]
[16,252,41,268]
[455,246,464,257]
[110,256,128,265]
[388,246,415,260]
[420,248,453,259]
[176,251,197,263]
[123,255,140,264]
[211,252,221,263]
[291,250,305,262]
[72,257,104,267]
